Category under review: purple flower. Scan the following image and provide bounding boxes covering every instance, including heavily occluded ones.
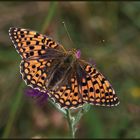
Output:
[25,88,49,106]
[75,50,81,59]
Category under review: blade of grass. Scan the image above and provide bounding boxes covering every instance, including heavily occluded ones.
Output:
[2,82,24,138]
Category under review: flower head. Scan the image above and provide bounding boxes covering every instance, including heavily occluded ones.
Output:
[25,88,48,106]
[75,49,81,59]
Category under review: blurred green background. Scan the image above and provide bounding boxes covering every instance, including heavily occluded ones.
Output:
[0,1,140,138]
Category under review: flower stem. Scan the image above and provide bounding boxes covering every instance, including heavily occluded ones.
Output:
[66,109,75,138]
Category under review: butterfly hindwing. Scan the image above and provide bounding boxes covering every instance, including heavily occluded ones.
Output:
[20,59,52,91]
[49,72,84,109]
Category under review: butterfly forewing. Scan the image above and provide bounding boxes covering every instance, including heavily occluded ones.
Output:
[9,27,63,59]
[79,60,119,106]
[9,27,119,109]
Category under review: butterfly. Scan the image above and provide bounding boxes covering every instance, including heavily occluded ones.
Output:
[9,27,120,109]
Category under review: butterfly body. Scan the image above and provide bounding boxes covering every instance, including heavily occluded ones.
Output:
[9,27,119,109]
[46,54,74,90]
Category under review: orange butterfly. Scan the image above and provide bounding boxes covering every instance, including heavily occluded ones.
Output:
[9,27,119,109]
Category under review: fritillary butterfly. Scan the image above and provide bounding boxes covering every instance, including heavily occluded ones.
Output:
[9,27,120,109]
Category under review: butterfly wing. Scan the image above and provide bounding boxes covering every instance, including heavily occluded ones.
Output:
[9,27,64,59]
[49,60,119,109]
[78,60,119,107]
[9,27,65,91]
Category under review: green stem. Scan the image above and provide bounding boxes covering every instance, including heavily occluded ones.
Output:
[66,109,75,138]
[65,104,90,138]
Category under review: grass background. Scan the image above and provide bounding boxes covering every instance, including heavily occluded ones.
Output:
[0,1,140,138]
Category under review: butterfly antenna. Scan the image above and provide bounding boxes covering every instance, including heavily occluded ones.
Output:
[62,21,76,50]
